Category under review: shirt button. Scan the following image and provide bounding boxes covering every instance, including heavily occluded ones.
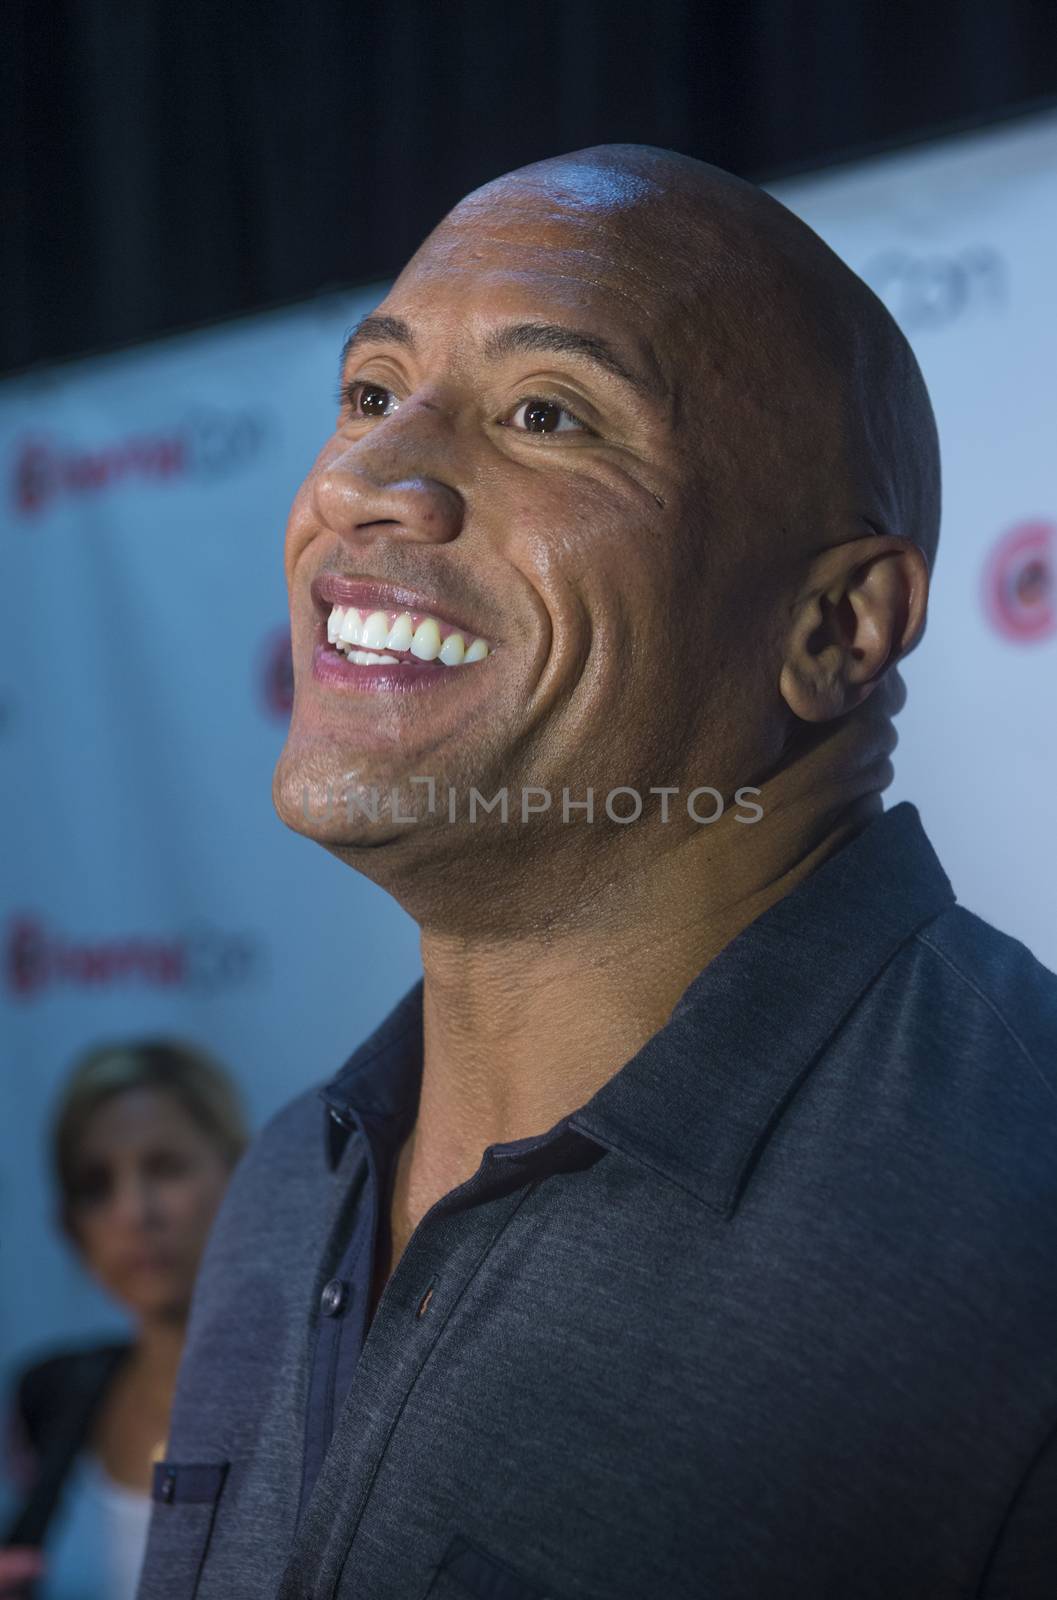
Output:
[320,1277,348,1317]
[160,1469,176,1503]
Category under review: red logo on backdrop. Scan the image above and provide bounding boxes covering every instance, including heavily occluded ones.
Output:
[982,520,1056,643]
[5,916,266,999]
[10,409,268,519]
[261,626,294,720]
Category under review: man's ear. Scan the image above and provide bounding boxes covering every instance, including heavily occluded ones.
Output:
[779,536,929,724]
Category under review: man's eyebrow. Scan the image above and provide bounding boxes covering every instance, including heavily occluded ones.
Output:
[337,314,657,402]
[337,314,414,384]
[480,322,656,401]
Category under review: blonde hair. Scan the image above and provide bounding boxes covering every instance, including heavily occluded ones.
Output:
[52,1038,250,1228]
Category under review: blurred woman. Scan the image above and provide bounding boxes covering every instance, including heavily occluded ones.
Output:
[1,1038,249,1599]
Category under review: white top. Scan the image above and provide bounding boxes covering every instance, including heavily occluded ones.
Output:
[41,1449,153,1600]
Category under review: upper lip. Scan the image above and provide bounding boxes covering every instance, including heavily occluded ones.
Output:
[310,573,495,644]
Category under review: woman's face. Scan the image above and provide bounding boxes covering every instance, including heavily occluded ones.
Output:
[64,1087,234,1320]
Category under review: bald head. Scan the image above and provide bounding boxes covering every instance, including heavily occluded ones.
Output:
[442,143,941,582]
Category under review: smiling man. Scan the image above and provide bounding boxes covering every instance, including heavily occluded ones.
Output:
[137,146,1057,1600]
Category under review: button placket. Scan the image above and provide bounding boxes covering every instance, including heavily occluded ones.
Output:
[314,1171,552,1597]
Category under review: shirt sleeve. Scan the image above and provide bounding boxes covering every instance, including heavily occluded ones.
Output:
[978,1411,1057,1598]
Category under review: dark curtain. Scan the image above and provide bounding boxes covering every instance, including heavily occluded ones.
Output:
[5,0,1057,377]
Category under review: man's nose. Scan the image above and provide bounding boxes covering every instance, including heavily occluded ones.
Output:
[311,421,465,550]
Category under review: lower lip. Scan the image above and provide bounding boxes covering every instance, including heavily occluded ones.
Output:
[311,641,490,693]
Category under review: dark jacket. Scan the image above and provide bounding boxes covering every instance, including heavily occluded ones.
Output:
[3,1340,134,1549]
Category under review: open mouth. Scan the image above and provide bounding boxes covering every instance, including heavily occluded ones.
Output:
[322,603,492,669]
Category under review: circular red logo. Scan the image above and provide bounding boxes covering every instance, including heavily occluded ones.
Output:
[982,520,1055,643]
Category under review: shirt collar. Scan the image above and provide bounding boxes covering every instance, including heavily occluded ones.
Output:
[318,801,955,1215]
[318,979,424,1168]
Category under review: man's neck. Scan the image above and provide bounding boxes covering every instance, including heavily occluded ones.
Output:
[399,776,883,1228]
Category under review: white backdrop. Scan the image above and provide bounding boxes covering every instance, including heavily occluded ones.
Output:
[2,108,1055,1494]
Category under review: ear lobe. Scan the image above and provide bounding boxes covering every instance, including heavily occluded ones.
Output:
[779,647,856,724]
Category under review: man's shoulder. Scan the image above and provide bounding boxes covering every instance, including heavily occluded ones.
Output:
[805,902,1057,1306]
[909,902,1057,1091]
[851,902,1057,1211]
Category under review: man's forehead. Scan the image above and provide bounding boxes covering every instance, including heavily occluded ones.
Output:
[404,199,661,303]
[394,248,659,326]
[424,163,760,299]
[376,198,689,380]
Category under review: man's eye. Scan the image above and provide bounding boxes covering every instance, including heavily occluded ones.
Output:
[505,397,590,436]
[337,381,590,438]
[338,380,399,418]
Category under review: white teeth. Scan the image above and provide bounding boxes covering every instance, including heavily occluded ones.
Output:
[361,610,391,650]
[410,617,442,661]
[438,632,465,666]
[385,612,414,652]
[338,608,363,646]
[325,604,492,667]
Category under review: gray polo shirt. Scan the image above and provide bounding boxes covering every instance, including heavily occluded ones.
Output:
[136,800,1057,1599]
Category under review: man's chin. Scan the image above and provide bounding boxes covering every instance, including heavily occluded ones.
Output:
[271,751,432,849]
